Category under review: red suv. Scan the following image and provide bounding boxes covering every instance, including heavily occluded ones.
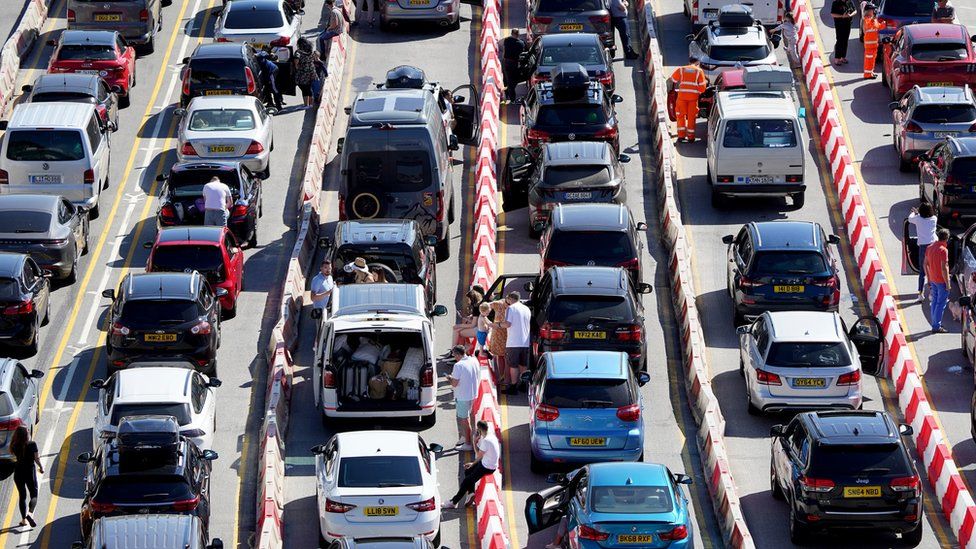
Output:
[882,23,976,99]
[47,30,136,107]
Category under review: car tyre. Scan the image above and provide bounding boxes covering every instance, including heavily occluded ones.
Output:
[204,360,217,377]
[900,525,923,547]
[82,218,90,254]
[26,327,38,356]
[528,222,541,239]
[89,202,100,220]
[318,531,328,549]
[42,300,49,326]
[789,506,810,545]
[223,302,237,320]
[448,194,456,224]
[119,92,130,108]
[739,358,745,377]
[746,392,760,416]
[141,34,155,55]
[449,16,460,31]
[770,463,784,500]
[710,188,724,209]
[436,225,451,261]
[260,165,270,179]
[66,256,78,285]
[791,192,805,209]
[419,410,436,429]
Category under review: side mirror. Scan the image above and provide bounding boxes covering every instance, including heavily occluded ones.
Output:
[721,234,734,245]
[453,95,465,103]
[231,247,241,254]
[432,304,449,317]
[311,444,326,454]
[735,325,750,335]
[545,472,567,485]
[798,107,806,118]
[317,237,332,249]
[636,283,652,294]
[181,56,189,64]
[428,443,443,453]
[201,449,219,461]
[207,377,222,388]
[770,34,782,47]
[21,84,31,93]
[41,270,53,279]
[215,287,229,297]
[298,9,305,14]
[888,101,901,111]
[827,234,840,245]
[636,221,647,231]
[77,452,94,463]
[425,235,438,247]
[520,371,532,383]
[89,379,105,390]
[267,107,279,116]
[336,137,344,154]
[685,34,694,42]
[174,108,187,118]
[344,106,352,115]
[143,241,154,249]
[960,295,972,307]
[449,134,459,151]
[674,473,693,485]
[30,369,43,379]
[310,309,323,319]
[101,289,115,300]
[618,153,631,163]
[769,424,784,437]
[209,540,224,549]
[46,39,57,47]
[156,173,168,182]
[637,371,650,386]
[611,94,623,104]
[899,424,914,436]
[106,121,118,132]
[971,35,976,43]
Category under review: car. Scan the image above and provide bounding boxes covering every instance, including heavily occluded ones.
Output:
[918,136,976,227]
[21,73,120,130]
[145,226,245,318]
[526,0,614,53]
[0,253,51,352]
[67,0,163,53]
[311,430,443,545]
[737,311,885,415]
[91,367,220,451]
[379,0,460,30]
[861,0,934,39]
[668,66,745,122]
[525,462,695,547]
[0,359,44,459]
[957,295,976,370]
[687,6,780,80]
[723,221,842,325]
[213,0,303,66]
[0,195,90,282]
[881,23,976,100]
[539,203,645,281]
[327,537,433,549]
[524,350,649,472]
[318,219,438,314]
[179,43,275,108]
[72,514,224,549]
[176,96,275,179]
[890,85,976,171]
[155,161,263,247]
[902,217,976,297]
[47,30,136,107]
[102,271,225,375]
[77,415,218,540]
[769,410,923,545]
[518,33,614,90]
[521,64,623,153]
[501,142,630,236]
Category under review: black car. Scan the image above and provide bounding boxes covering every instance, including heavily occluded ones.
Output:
[521,63,623,154]
[526,0,614,52]
[0,253,50,353]
[519,33,614,90]
[540,203,645,282]
[919,136,976,228]
[487,266,652,372]
[179,43,289,108]
[0,195,90,282]
[102,272,224,375]
[319,219,438,313]
[770,410,922,546]
[156,161,262,247]
[22,73,119,130]
[77,415,218,540]
[723,221,841,325]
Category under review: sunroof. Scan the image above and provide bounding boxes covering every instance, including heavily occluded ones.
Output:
[355,97,387,114]
[393,97,424,112]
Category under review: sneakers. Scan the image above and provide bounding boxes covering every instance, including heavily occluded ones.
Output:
[917,291,925,302]
[933,326,947,333]
[457,443,474,451]
[441,501,457,509]
[454,438,467,448]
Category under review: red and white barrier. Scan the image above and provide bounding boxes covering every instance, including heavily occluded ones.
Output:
[0,0,48,117]
[791,0,976,544]
[634,2,754,547]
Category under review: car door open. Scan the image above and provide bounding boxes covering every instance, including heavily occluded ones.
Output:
[849,315,885,377]
[450,85,480,146]
[501,147,534,211]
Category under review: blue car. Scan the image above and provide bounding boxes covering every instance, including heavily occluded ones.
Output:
[524,351,649,472]
[525,462,695,548]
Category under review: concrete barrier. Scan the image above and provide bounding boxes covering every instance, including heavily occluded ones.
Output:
[0,0,47,117]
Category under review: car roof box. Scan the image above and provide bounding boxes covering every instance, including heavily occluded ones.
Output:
[717,4,755,27]
[384,65,427,89]
[551,63,590,101]
[743,65,794,91]
[117,415,181,471]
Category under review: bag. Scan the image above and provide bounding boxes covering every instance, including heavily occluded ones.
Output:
[368,373,390,399]
[380,358,402,378]
[351,340,383,365]
[343,362,371,400]
[397,347,425,381]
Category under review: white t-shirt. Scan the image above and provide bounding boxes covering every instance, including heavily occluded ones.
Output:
[202,180,232,211]
[478,433,500,470]
[908,212,938,246]
[505,302,531,348]
[450,355,480,402]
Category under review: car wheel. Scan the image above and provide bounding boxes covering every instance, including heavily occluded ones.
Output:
[900,524,923,547]
[82,219,90,255]
[89,201,100,220]
[791,192,805,209]
[260,165,270,179]
[436,226,451,261]
[746,391,760,416]
[770,463,784,500]
[27,320,39,356]
[419,410,435,429]
[881,67,888,88]
[789,505,810,545]
[42,299,49,326]
[710,188,725,209]
[318,531,328,549]
[119,92,130,108]
[899,155,913,173]
[732,308,744,327]
[66,256,78,285]
[141,34,155,55]
[739,358,745,377]
[433,529,442,546]
[962,327,969,366]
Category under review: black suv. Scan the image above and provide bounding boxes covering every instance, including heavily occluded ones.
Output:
[919,136,976,227]
[540,203,645,282]
[770,410,922,546]
[521,63,623,154]
[319,219,438,312]
[487,266,651,372]
[102,272,224,375]
[179,43,291,108]
[77,415,218,540]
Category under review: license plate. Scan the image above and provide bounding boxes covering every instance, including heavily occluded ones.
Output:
[76,70,100,75]
[927,82,952,87]
[204,90,232,96]
[702,9,718,19]
[564,191,593,200]
[29,174,61,184]
[618,534,653,544]
[208,145,236,153]
[935,132,957,138]
[144,333,177,342]
[574,330,606,339]
[792,377,826,388]
[569,437,606,446]
[409,0,429,4]
[843,486,881,498]
[773,285,804,293]
[363,506,398,516]
[559,24,584,31]
[95,13,122,21]
[748,175,773,184]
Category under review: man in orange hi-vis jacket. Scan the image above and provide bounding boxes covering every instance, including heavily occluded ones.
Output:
[669,57,707,143]
[861,3,886,79]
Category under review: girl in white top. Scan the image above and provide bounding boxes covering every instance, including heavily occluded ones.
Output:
[908,202,938,300]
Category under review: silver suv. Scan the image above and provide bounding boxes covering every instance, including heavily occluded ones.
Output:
[890,85,976,172]
[687,5,779,80]
[67,0,163,53]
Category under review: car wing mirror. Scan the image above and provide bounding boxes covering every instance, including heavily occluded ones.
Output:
[336,137,345,154]
[637,283,652,294]
[201,449,219,461]
[618,153,631,163]
[310,444,326,454]
[899,424,913,436]
[881,36,892,44]
[798,107,806,118]
[524,281,535,292]
[827,234,840,245]
[636,221,647,231]
[344,106,352,115]
[545,472,567,485]
[735,325,750,335]
[449,134,459,151]
[41,270,53,278]
[30,369,44,379]
[101,289,115,300]
[453,95,465,103]
[207,377,222,388]
[888,101,901,111]
[21,84,31,93]
[425,235,438,247]
[90,379,105,390]
[46,39,57,47]
[960,296,972,307]
[215,287,229,297]
[111,85,123,94]
[637,371,650,386]
[520,371,533,383]
[156,173,168,182]
[611,94,623,104]
[674,473,693,485]
[209,540,224,549]
[71,543,84,549]
[769,424,784,436]
[428,443,443,453]
[77,452,94,463]
[432,305,448,317]
[684,34,694,42]
[721,234,734,245]
[143,241,154,249]
[174,108,187,118]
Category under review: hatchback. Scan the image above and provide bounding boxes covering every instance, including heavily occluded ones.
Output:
[0,195,89,281]
[176,96,275,178]
[527,0,614,53]
[67,0,162,53]
[918,136,976,227]
[47,30,136,107]
[540,203,645,280]
[882,23,976,99]
[380,0,460,30]
[519,33,613,90]
[22,73,119,130]
[0,253,51,352]
[524,351,649,472]
[0,359,44,460]
[180,43,271,108]
[890,85,976,171]
[213,0,302,64]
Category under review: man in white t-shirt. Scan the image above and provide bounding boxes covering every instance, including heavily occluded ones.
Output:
[448,345,481,450]
[442,420,500,509]
[495,291,531,395]
[310,259,335,311]
[202,177,233,227]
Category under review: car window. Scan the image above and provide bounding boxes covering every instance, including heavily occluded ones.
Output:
[6,130,85,161]
[765,342,852,367]
[753,318,770,354]
[0,278,21,300]
[808,444,913,476]
[168,169,242,198]
[8,368,26,406]
[224,5,284,28]
[417,439,431,473]
[536,105,607,126]
[337,456,423,487]
[751,251,828,275]
[223,235,238,260]
[546,230,635,264]
[542,165,612,187]
[736,232,753,266]
[59,199,74,225]
[97,80,110,102]
[199,283,214,311]
[788,422,807,455]
[31,91,96,103]
[111,403,192,425]
[191,374,208,414]
[0,211,52,233]
[707,43,770,62]
[87,116,102,150]
[348,151,432,193]
[188,58,246,87]
[116,36,126,53]
[722,119,796,148]
[548,295,634,323]
[120,300,202,324]
[151,245,225,275]
[542,378,634,407]
[537,0,603,9]
[883,0,932,16]
[912,104,976,124]
[102,376,115,414]
[540,45,603,65]
[188,109,256,131]
[57,44,116,61]
[590,485,673,514]
[910,42,968,62]
[93,476,195,504]
[23,260,38,288]
[950,158,976,183]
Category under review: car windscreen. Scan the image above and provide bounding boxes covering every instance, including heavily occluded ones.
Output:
[547,231,635,263]
[6,130,85,161]
[765,342,852,368]
[120,300,202,325]
[951,158,976,182]
[335,246,419,283]
[188,109,256,131]
[31,92,96,103]
[538,0,603,10]
[542,165,613,187]
[910,42,968,62]
[224,6,283,28]
[337,456,423,487]
[912,104,976,124]
[0,211,53,234]
[548,295,633,323]
[111,403,192,426]
[93,476,195,504]
[189,59,246,87]
[540,45,603,65]
[168,170,241,198]
[708,44,771,62]
[590,485,674,514]
[537,105,608,127]
[808,443,913,476]
[542,378,632,408]
[723,119,797,148]
[751,251,828,275]
[151,245,225,278]
[882,0,931,17]
[0,278,21,301]
[56,45,116,61]
[348,151,432,192]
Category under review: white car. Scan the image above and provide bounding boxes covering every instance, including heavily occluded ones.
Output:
[90,367,221,450]
[327,537,435,549]
[214,0,302,63]
[176,95,275,178]
[312,430,443,545]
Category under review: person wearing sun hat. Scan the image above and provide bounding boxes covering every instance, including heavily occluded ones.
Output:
[344,257,375,283]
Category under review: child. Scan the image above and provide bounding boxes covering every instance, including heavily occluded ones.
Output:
[475,302,491,357]
[772,13,799,68]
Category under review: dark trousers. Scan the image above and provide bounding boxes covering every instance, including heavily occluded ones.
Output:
[612,16,633,54]
[834,17,851,59]
[451,463,495,504]
[502,60,519,102]
[264,82,282,109]
[14,471,37,519]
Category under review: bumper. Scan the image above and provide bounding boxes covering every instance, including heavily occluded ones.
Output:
[323,404,436,419]
[0,318,36,346]
[794,501,921,534]
[712,183,806,197]
[531,434,643,464]
[320,512,439,543]
[735,299,838,321]
[381,9,458,23]
[107,342,217,367]
[176,151,270,174]
[69,24,153,44]
[39,248,75,278]
[749,388,862,414]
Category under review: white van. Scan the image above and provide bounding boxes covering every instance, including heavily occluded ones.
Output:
[312,284,447,426]
[684,0,782,28]
[0,102,114,218]
[706,66,805,209]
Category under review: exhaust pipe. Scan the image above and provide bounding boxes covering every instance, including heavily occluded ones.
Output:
[438,19,450,25]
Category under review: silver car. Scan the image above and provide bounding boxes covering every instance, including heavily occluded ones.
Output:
[22,73,120,131]
[213,0,303,63]
[381,0,461,30]
[176,95,274,178]
[0,359,44,460]
[890,85,976,172]
[0,195,90,281]
[687,15,779,80]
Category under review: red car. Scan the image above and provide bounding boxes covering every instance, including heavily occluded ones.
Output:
[144,226,244,318]
[47,30,136,107]
[667,68,746,122]
[882,23,976,99]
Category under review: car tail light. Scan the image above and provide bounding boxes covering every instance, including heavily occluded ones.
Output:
[420,366,434,387]
[111,322,130,336]
[67,9,76,22]
[577,524,610,541]
[89,500,116,513]
[527,128,550,144]
[737,276,761,288]
[539,321,565,341]
[435,191,445,222]
[0,170,8,184]
[139,8,149,21]
[755,368,782,385]
[891,475,920,496]
[837,370,861,386]
[160,204,177,221]
[595,126,618,140]
[615,324,642,342]
[245,67,256,94]
[190,321,211,335]
[245,141,264,155]
[182,70,191,96]
[270,36,290,47]
[231,204,248,217]
[535,403,559,422]
[325,499,356,513]
[542,258,569,270]
[616,403,640,421]
[597,72,613,87]
[84,169,95,185]
[615,257,639,271]
[589,14,610,29]
[812,276,838,288]
[969,122,976,132]
[785,174,803,183]
[2,301,34,315]
[899,64,914,74]
[40,238,69,247]
[216,37,230,43]
[799,476,835,493]
[406,497,436,512]
[529,16,552,35]
[181,142,198,156]
[716,175,734,183]
[0,418,23,431]
[660,525,689,541]
[905,121,923,133]
[172,496,200,511]
[324,370,336,388]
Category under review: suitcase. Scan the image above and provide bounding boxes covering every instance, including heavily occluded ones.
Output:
[717,4,754,27]
[343,362,371,401]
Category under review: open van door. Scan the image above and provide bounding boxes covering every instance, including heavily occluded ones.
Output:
[501,147,533,211]
[848,316,885,377]
[451,85,480,146]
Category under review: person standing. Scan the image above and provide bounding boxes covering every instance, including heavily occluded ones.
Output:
[500,29,526,103]
[496,291,531,395]
[830,0,855,65]
[609,0,639,60]
[361,0,377,27]
[256,51,283,110]
[293,38,318,108]
[668,57,707,143]
[442,421,500,509]
[861,3,886,78]
[202,176,232,227]
[908,203,938,301]
[932,0,955,24]
[318,0,344,64]
[925,228,951,333]
[10,426,41,528]
[310,259,335,310]
[448,345,481,451]
[488,299,509,390]
[771,13,799,68]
